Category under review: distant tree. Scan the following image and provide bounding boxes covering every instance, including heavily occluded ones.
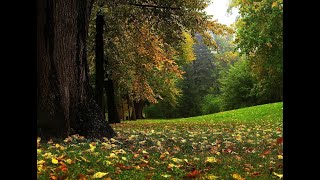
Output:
[219,58,259,110]
[230,0,283,103]
[177,34,217,117]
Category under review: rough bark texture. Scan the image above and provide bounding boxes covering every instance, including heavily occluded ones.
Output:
[37,0,116,139]
[95,13,105,118]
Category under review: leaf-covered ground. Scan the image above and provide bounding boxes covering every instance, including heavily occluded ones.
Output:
[37,102,283,179]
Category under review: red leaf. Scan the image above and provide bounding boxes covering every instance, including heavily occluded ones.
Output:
[262,150,271,155]
[186,170,201,178]
[276,137,283,145]
[251,172,261,177]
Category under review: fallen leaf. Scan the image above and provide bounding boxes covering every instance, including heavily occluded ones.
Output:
[52,158,59,164]
[262,150,271,155]
[92,172,108,178]
[276,137,283,145]
[273,172,283,179]
[231,173,245,180]
[76,174,87,180]
[172,157,183,163]
[272,2,278,8]
[186,170,201,178]
[161,174,171,178]
[80,156,90,162]
[250,172,260,177]
[205,157,217,163]
[207,174,219,179]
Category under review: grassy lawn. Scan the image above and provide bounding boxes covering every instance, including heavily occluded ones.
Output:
[37,102,283,179]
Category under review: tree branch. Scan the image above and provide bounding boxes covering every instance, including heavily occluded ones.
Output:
[112,0,181,10]
[127,3,181,10]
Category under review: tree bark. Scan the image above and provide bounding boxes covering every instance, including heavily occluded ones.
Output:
[134,100,145,119]
[37,0,116,139]
[130,99,136,120]
[95,13,105,118]
[104,77,120,123]
[127,94,131,120]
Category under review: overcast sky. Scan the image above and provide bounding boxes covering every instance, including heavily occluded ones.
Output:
[205,0,239,26]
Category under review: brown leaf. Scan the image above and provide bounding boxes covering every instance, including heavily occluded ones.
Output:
[116,163,133,170]
[139,163,148,167]
[262,150,271,155]
[250,172,260,177]
[186,170,201,178]
[76,174,87,180]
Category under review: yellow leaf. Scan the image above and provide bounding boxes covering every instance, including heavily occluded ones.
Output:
[104,160,112,165]
[121,157,127,161]
[273,172,283,179]
[92,172,108,179]
[80,156,90,162]
[101,143,112,150]
[37,137,41,144]
[167,163,175,169]
[107,153,118,159]
[232,173,245,180]
[156,141,162,147]
[66,159,72,164]
[172,158,183,163]
[161,174,171,178]
[207,174,219,179]
[51,158,58,164]
[89,144,96,152]
[272,2,278,8]
[37,160,46,165]
[205,157,217,163]
[37,149,42,154]
[55,144,60,148]
[42,152,53,158]
[278,155,283,159]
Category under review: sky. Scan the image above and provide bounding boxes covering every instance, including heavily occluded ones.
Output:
[205,0,239,26]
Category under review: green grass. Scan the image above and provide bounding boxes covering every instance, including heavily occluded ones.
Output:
[37,102,283,179]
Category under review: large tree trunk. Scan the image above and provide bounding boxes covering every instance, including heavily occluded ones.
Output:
[95,13,105,118]
[37,0,116,139]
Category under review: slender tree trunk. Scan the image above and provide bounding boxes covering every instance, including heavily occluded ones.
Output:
[127,94,131,120]
[105,77,120,123]
[95,13,105,118]
[37,0,116,139]
[130,99,136,120]
[121,99,125,121]
[134,100,145,119]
